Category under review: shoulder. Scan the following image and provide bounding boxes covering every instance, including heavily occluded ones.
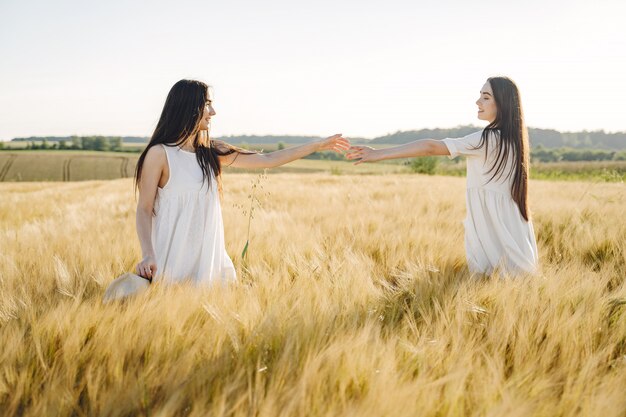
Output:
[143,144,167,168]
[463,130,485,142]
[145,143,166,158]
[461,129,501,147]
[442,130,486,159]
[477,128,500,140]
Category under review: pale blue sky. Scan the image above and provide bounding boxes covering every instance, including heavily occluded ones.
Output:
[1,0,625,141]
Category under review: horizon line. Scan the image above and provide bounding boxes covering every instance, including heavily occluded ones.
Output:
[4,124,626,142]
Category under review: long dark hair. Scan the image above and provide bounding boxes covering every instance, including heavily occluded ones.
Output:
[477,76,530,221]
[134,79,254,196]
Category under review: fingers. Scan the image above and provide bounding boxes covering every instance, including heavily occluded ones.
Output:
[330,137,350,146]
[136,263,155,278]
[332,140,351,152]
[331,145,351,152]
[320,136,372,164]
[335,139,351,149]
[346,150,369,164]
[321,135,351,153]
[345,151,364,160]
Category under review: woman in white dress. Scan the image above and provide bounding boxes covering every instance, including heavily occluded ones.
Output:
[134,79,350,286]
[346,76,538,276]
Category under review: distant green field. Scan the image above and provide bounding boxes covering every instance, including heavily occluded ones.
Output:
[0,151,138,182]
[1,150,624,182]
[436,160,626,182]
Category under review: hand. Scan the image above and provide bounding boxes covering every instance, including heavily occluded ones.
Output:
[345,146,380,165]
[317,134,351,153]
[136,255,157,279]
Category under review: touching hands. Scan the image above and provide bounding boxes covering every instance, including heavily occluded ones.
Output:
[317,134,351,153]
[345,146,381,165]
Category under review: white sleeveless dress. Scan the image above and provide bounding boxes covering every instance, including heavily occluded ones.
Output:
[442,130,539,276]
[150,144,236,286]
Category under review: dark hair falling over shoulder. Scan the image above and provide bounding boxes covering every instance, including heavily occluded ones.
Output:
[477,76,530,221]
[134,79,256,199]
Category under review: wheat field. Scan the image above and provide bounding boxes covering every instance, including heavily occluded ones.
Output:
[0,174,625,417]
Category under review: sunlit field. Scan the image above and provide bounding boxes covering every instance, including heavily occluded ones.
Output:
[1,174,625,416]
[2,151,626,182]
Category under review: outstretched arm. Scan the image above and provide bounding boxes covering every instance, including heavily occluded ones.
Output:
[346,139,450,165]
[219,134,350,169]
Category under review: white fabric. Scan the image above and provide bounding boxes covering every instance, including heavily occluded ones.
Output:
[442,130,539,276]
[151,144,236,286]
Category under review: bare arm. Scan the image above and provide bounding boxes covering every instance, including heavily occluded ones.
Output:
[134,146,165,279]
[219,134,350,169]
[346,139,450,164]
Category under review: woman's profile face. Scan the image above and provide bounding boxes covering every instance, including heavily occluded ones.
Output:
[476,81,497,123]
[198,94,216,131]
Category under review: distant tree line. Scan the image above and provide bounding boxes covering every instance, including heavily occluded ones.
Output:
[218,135,339,145]
[7,126,626,160]
[19,136,123,151]
[299,144,626,162]
[12,127,626,150]
[12,135,146,144]
[371,126,626,150]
